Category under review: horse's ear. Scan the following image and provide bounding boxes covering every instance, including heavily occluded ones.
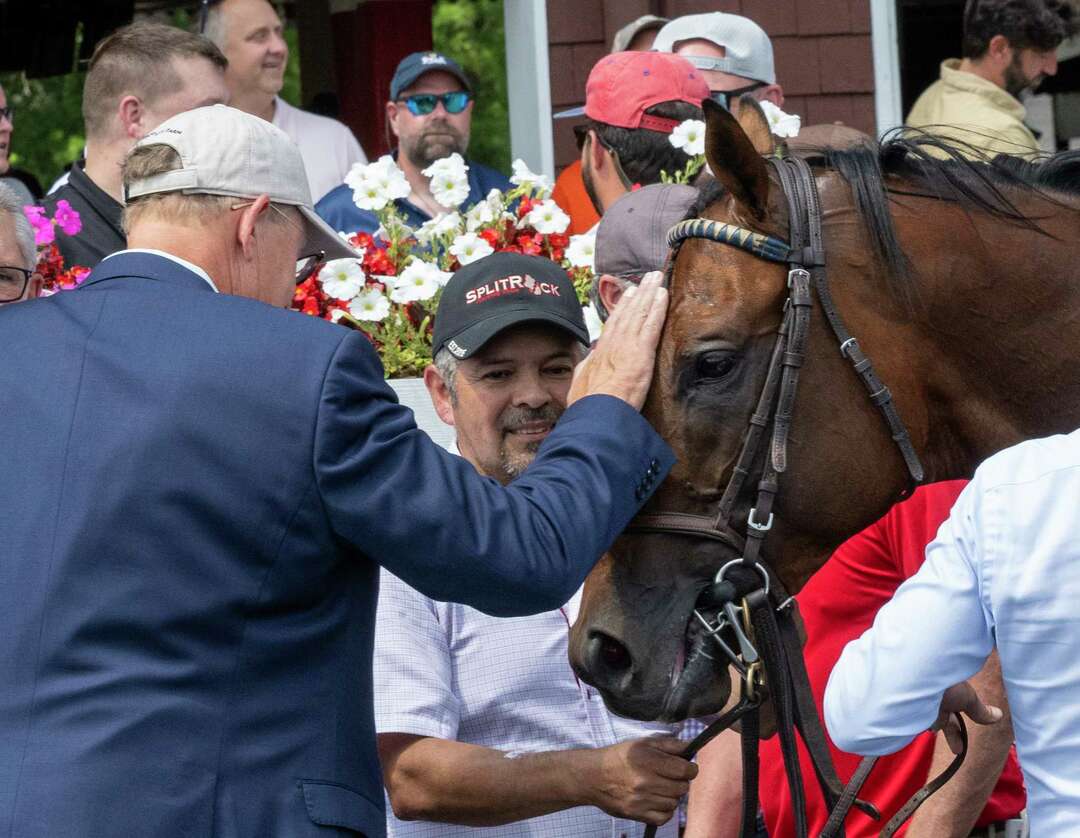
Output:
[703,97,769,219]
[731,94,777,157]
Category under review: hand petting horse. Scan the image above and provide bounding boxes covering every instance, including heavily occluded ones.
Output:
[569,96,1080,728]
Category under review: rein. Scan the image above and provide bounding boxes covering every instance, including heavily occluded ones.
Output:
[636,156,961,838]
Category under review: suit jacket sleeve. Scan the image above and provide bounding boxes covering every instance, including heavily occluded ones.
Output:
[313,331,675,617]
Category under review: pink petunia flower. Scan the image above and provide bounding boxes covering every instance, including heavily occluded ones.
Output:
[53,200,82,236]
[23,206,55,245]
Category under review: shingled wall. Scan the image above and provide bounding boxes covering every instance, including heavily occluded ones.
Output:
[547,0,876,170]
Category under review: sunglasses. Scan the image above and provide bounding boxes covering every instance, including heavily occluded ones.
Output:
[709,81,767,111]
[0,106,13,123]
[399,91,471,116]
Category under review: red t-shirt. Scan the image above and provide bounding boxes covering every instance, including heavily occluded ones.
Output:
[760,481,1025,836]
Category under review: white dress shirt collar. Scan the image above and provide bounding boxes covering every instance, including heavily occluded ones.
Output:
[103,248,219,292]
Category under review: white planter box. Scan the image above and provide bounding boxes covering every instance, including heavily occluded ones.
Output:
[387,377,456,453]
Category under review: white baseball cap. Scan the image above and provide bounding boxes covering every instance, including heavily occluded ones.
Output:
[124,104,358,261]
[653,12,776,86]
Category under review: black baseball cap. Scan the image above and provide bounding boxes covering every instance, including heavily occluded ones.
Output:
[433,253,590,360]
[390,51,472,101]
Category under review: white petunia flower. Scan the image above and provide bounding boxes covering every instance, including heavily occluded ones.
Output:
[669,119,706,157]
[524,199,570,235]
[759,101,801,138]
[390,259,452,303]
[431,211,463,237]
[465,198,497,231]
[349,155,410,211]
[348,287,391,322]
[449,232,495,265]
[319,258,365,299]
[564,233,596,270]
[509,159,552,195]
[584,302,603,343]
[423,153,471,209]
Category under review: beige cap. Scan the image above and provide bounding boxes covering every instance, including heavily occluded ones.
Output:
[125,104,358,261]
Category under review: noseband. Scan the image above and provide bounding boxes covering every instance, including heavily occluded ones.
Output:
[634,155,952,838]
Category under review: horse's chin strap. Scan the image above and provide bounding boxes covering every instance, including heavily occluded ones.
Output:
[636,155,948,838]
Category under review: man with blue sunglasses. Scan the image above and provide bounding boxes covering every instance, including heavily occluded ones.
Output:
[317,51,511,237]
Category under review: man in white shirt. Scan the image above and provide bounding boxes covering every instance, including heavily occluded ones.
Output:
[374,252,695,837]
[203,0,367,202]
[824,430,1080,835]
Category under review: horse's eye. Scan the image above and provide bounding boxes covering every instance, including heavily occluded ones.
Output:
[695,351,736,383]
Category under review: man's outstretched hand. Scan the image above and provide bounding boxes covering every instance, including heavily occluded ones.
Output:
[568,271,668,411]
[933,680,1003,754]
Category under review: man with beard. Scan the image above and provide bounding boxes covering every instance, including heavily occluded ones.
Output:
[372,252,695,837]
[317,51,511,235]
[907,0,1076,159]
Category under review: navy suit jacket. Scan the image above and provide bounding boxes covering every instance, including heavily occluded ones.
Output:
[0,252,673,838]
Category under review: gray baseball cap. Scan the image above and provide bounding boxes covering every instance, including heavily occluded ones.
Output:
[611,14,669,53]
[595,183,698,279]
[652,12,776,85]
[125,104,358,261]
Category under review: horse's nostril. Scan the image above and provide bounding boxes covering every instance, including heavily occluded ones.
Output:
[593,631,633,673]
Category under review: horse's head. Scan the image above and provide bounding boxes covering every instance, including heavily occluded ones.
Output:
[570,99,924,722]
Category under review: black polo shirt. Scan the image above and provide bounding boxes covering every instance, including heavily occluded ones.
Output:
[42,162,126,270]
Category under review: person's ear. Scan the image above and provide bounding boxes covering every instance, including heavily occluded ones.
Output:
[987,34,1013,65]
[27,271,43,300]
[588,130,608,173]
[386,100,403,138]
[117,95,145,140]
[236,194,271,261]
[423,364,457,427]
[761,84,785,108]
[598,274,626,315]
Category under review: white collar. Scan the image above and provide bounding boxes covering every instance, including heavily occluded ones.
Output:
[104,248,219,292]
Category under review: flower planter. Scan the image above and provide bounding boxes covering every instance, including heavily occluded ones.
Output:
[387,377,456,452]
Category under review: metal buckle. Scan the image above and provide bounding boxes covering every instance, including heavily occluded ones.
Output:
[747,507,773,532]
[787,267,809,288]
[839,336,859,358]
[714,558,770,597]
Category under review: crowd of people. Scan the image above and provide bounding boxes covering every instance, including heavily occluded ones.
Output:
[0,0,1078,836]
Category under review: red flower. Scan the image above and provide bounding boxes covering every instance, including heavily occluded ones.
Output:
[350,232,376,251]
[301,297,321,316]
[363,247,397,276]
[516,195,535,219]
[479,228,501,249]
[515,232,542,256]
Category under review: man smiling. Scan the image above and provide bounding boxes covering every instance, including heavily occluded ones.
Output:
[372,253,694,836]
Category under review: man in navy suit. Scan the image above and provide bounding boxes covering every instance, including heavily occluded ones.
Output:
[0,105,673,838]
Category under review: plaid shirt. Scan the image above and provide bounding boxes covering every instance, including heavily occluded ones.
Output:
[374,568,680,837]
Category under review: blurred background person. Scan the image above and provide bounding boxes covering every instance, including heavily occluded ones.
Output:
[0,181,41,306]
[204,0,367,201]
[41,22,228,269]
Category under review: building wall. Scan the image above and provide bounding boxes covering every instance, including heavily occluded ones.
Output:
[547,0,875,169]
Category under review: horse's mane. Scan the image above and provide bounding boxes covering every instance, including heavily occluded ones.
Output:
[686,134,1080,312]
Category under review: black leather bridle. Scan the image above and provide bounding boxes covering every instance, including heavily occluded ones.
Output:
[636,155,965,838]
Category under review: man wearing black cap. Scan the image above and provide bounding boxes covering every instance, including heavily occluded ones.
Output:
[317,51,512,236]
[372,253,695,837]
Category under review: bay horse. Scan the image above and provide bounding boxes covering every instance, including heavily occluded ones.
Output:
[568,99,1080,727]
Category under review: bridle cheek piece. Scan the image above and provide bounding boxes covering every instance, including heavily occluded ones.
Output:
[635,155,944,838]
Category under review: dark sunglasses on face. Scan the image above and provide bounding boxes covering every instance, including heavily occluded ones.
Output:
[709,81,767,111]
[399,91,471,116]
[0,106,13,123]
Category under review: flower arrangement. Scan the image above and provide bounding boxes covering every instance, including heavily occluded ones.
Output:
[23,201,90,294]
[661,104,801,184]
[293,153,597,379]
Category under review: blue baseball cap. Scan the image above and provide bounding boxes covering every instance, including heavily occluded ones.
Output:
[390,51,472,101]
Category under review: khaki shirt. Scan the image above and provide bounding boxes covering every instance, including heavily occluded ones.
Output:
[906,59,1040,159]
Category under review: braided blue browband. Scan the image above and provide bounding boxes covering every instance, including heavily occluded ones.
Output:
[667,218,792,265]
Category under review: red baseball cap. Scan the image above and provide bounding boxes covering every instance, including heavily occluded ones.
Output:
[565,51,709,134]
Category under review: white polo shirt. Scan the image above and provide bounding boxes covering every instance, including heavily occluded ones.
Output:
[272,97,367,203]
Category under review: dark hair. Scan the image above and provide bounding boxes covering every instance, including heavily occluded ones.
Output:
[590,99,704,187]
[82,21,227,140]
[962,0,1078,58]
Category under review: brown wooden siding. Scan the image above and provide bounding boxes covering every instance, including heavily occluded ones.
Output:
[548,0,875,169]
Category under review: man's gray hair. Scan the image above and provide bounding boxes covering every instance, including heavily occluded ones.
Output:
[0,181,37,271]
[432,347,460,402]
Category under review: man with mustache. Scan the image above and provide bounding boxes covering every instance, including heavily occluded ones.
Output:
[372,252,695,837]
[317,51,512,236]
[906,0,1076,159]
